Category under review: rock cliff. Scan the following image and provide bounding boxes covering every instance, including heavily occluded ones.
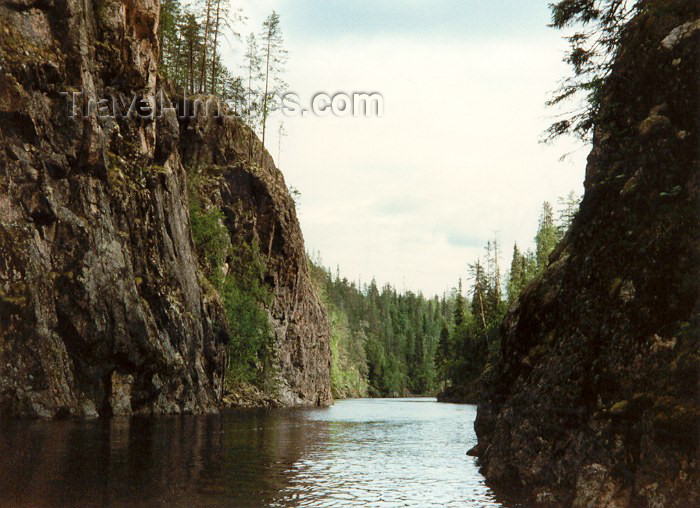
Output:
[475,1,699,506]
[0,0,330,417]
[177,100,332,407]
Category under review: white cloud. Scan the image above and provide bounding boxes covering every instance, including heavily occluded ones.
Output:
[227,4,588,295]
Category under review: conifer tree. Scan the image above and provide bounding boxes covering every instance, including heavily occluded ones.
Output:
[258,11,287,164]
[308,260,447,397]
[469,260,488,331]
[181,13,201,94]
[436,322,451,388]
[557,190,580,235]
[198,0,213,93]
[244,32,262,156]
[159,0,181,69]
[544,0,638,142]
[453,279,465,327]
[535,201,562,273]
[484,239,504,321]
[507,243,524,304]
[208,0,244,95]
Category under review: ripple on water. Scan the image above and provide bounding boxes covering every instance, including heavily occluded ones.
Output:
[0,398,514,507]
[271,399,508,507]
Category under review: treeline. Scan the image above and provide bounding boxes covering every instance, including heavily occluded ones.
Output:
[309,259,450,398]
[438,192,580,401]
[159,1,287,161]
[159,0,242,98]
[310,191,580,401]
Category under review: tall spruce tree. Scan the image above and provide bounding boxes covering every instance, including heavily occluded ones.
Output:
[507,243,524,304]
[436,322,451,388]
[454,279,465,327]
[469,260,488,331]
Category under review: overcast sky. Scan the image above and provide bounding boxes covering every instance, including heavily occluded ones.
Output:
[223,0,589,296]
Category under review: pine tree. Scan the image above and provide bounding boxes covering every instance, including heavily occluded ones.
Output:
[244,32,262,157]
[484,239,504,322]
[412,327,426,393]
[208,0,222,93]
[523,248,537,282]
[209,0,243,95]
[258,11,288,165]
[159,0,181,70]
[158,0,247,100]
[197,0,213,93]
[181,13,201,94]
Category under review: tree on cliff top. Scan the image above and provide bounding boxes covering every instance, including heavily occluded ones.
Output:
[259,11,288,165]
[545,0,639,142]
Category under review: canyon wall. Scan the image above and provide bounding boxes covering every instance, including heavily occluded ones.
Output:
[475,1,699,506]
[178,102,332,407]
[0,0,330,417]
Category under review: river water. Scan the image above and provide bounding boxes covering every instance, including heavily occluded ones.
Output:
[0,398,511,507]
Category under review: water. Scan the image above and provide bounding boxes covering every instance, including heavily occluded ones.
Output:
[0,398,510,507]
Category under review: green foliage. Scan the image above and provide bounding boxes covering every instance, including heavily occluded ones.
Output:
[535,201,563,273]
[159,0,246,99]
[329,309,369,398]
[308,190,580,402]
[557,191,581,234]
[158,1,289,165]
[440,192,580,400]
[309,256,443,398]
[259,10,288,119]
[454,279,466,327]
[189,178,273,388]
[223,240,274,386]
[545,0,639,142]
[439,242,506,401]
[507,243,525,303]
[435,323,452,388]
[189,198,229,288]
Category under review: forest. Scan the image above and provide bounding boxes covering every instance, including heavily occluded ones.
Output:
[310,192,581,400]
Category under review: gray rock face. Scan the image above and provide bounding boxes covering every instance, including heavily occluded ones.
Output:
[0,0,226,418]
[475,2,699,506]
[177,102,332,407]
[0,0,330,417]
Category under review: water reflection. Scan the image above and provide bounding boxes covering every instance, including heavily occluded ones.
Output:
[0,399,511,507]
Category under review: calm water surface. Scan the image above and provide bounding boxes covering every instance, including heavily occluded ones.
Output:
[0,398,512,507]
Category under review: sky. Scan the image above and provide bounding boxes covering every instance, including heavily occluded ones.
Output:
[222,0,589,296]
